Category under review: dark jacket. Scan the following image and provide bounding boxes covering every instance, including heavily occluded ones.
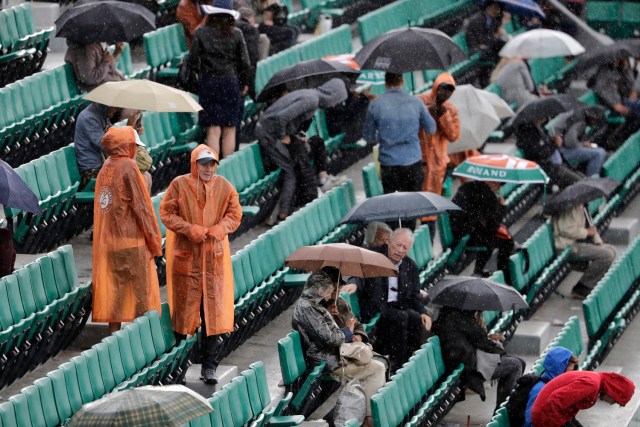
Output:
[432,308,504,374]
[515,122,559,162]
[74,103,110,173]
[353,244,427,323]
[188,24,251,88]
[236,18,259,99]
[258,22,296,55]
[255,79,348,157]
[450,181,504,246]
[0,228,16,278]
[591,65,634,109]
[464,11,502,55]
[292,287,351,372]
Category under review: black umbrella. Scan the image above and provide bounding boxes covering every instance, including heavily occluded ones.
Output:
[56,0,156,45]
[543,177,619,216]
[573,44,632,75]
[512,94,582,127]
[354,28,467,74]
[0,159,40,214]
[339,192,460,225]
[426,276,528,312]
[618,39,640,57]
[256,59,360,104]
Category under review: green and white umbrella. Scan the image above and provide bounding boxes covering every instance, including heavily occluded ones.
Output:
[66,385,212,427]
[453,154,549,184]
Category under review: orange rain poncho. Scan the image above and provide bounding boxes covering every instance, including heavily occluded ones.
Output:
[160,144,242,336]
[417,73,461,196]
[177,0,206,48]
[92,127,163,323]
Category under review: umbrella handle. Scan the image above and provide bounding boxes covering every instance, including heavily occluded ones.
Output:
[335,271,341,306]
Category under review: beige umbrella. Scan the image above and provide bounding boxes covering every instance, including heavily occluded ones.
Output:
[285,243,398,278]
[84,80,203,112]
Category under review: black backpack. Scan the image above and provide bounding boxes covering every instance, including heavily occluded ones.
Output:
[504,373,542,427]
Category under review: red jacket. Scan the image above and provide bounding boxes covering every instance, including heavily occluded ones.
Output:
[531,371,635,427]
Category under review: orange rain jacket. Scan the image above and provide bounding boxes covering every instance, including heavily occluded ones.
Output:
[160,144,242,336]
[417,73,460,196]
[92,127,163,323]
[177,0,206,48]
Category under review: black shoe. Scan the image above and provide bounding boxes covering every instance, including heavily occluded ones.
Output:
[200,368,218,384]
[571,283,591,300]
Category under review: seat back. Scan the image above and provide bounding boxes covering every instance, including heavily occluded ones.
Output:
[278,331,307,385]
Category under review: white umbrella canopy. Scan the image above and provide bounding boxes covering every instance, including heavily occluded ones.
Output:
[447,85,515,154]
[85,80,203,112]
[499,29,585,59]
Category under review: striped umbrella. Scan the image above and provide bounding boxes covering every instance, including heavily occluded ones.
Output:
[453,154,549,184]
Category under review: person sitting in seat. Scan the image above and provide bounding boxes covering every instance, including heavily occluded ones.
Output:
[64,41,125,92]
[362,221,392,249]
[449,180,516,282]
[432,308,524,413]
[552,203,616,299]
[292,272,386,427]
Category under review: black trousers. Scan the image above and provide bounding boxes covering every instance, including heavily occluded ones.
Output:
[380,161,423,194]
[174,299,220,370]
[473,235,515,283]
[374,306,424,365]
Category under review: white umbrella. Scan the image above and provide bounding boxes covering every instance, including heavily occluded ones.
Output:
[85,80,203,112]
[499,29,585,59]
[447,85,515,154]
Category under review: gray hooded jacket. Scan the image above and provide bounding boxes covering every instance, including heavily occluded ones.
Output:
[256,78,348,155]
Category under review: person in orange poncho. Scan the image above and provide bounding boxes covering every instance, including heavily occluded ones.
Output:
[177,0,208,47]
[92,126,163,335]
[417,73,460,236]
[160,144,242,384]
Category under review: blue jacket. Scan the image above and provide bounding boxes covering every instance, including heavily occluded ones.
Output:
[363,88,435,167]
[524,346,573,427]
[74,103,111,173]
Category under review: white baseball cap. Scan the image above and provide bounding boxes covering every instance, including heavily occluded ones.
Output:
[196,149,219,164]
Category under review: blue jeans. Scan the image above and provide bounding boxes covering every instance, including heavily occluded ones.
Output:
[560,146,606,177]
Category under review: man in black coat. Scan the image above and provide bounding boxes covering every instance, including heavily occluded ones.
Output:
[348,228,431,366]
[464,1,506,87]
[449,180,515,281]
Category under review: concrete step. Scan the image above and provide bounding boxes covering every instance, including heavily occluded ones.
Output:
[505,320,552,356]
[603,217,639,245]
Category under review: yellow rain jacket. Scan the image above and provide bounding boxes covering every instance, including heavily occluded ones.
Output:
[92,126,163,323]
[160,144,242,336]
[417,72,461,196]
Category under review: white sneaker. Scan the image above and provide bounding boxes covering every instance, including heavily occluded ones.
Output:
[320,175,347,192]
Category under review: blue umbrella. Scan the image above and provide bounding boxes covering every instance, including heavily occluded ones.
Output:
[0,159,41,214]
[474,0,545,18]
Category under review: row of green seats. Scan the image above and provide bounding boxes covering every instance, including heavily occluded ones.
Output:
[508,223,572,308]
[0,3,52,86]
[582,235,640,366]
[377,336,464,427]
[0,64,87,167]
[4,145,95,253]
[278,330,338,417]
[254,24,352,93]
[143,23,188,82]
[0,245,91,390]
[110,42,150,80]
[408,225,451,289]
[357,0,471,45]
[182,361,304,427]
[0,303,197,427]
[602,129,640,211]
[586,1,640,39]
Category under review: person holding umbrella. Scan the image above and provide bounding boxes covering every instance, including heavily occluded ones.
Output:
[187,0,251,159]
[160,145,242,384]
[432,305,525,412]
[416,72,460,236]
[551,202,616,299]
[65,41,125,92]
[92,126,163,335]
[363,73,436,195]
[292,272,386,427]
